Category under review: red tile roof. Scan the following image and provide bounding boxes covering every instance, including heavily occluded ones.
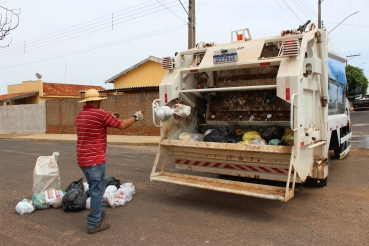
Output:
[43,83,105,96]
[0,91,39,102]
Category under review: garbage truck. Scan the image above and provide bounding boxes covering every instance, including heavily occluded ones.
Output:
[150,22,352,202]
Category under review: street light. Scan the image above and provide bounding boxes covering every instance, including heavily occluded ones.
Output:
[328,11,359,34]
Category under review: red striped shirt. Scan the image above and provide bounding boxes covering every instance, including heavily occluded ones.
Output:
[76,105,122,168]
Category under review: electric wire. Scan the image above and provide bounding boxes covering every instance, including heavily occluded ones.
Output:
[280,0,304,24]
[156,0,187,23]
[0,24,186,69]
[0,1,187,56]
[258,0,294,27]
[0,0,184,52]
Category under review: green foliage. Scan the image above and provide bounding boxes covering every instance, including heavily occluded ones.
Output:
[346,65,368,95]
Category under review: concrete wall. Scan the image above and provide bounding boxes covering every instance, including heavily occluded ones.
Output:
[46,90,160,136]
[0,103,46,133]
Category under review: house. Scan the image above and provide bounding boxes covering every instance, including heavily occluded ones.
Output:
[0,80,105,106]
[104,56,166,93]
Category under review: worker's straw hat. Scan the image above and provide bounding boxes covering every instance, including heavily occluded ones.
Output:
[79,89,107,103]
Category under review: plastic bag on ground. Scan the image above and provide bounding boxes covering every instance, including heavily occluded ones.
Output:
[32,193,49,209]
[105,176,121,189]
[65,178,84,192]
[172,104,191,118]
[32,152,61,194]
[62,189,88,212]
[51,192,65,209]
[15,199,35,215]
[105,185,117,194]
[43,189,64,205]
[120,183,136,203]
[154,106,174,122]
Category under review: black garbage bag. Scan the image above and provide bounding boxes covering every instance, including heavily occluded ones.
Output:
[261,125,285,142]
[105,176,121,189]
[203,127,242,143]
[65,178,84,192]
[62,189,87,212]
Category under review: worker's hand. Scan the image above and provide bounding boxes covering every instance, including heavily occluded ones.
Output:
[133,111,144,122]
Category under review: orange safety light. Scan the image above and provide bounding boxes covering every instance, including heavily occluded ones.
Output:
[237,33,243,41]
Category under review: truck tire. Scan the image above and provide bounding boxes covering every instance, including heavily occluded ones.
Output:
[305,177,328,187]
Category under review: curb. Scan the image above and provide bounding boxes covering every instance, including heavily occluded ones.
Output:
[0,136,159,147]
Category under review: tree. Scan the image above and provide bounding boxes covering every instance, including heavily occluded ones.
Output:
[0,6,21,48]
[346,65,368,96]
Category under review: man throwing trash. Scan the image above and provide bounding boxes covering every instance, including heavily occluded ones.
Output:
[76,88,143,234]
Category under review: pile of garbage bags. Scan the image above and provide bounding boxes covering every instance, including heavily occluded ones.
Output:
[177,125,294,146]
[15,152,135,215]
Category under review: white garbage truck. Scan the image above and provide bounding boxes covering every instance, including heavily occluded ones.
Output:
[151,22,352,202]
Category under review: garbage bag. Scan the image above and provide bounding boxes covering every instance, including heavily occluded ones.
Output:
[120,183,136,203]
[105,176,121,189]
[242,131,261,141]
[65,178,84,192]
[268,139,282,145]
[43,189,64,205]
[15,199,35,215]
[203,127,242,143]
[260,125,285,142]
[251,138,266,145]
[32,193,49,210]
[172,103,191,118]
[62,189,88,212]
[178,132,204,141]
[154,106,174,122]
[32,152,61,194]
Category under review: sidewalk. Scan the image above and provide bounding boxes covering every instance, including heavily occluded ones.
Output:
[0,133,160,146]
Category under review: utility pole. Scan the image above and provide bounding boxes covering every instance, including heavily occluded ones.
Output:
[318,0,322,29]
[188,0,196,49]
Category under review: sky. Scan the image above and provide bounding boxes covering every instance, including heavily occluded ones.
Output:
[0,0,368,95]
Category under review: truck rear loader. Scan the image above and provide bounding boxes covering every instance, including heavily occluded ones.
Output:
[150,22,352,202]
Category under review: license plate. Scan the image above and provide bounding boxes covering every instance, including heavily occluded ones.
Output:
[213,53,238,64]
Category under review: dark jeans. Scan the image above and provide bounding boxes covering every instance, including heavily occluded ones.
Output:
[81,163,106,228]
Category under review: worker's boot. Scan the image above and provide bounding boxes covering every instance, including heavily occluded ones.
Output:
[87,222,110,234]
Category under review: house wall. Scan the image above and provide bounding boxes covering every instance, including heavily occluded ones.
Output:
[113,61,166,88]
[8,80,43,103]
[0,103,46,133]
[46,90,160,136]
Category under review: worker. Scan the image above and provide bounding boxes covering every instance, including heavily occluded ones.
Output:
[76,88,143,234]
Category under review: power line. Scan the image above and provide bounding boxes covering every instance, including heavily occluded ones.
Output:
[156,0,187,23]
[258,0,293,27]
[0,25,186,70]
[280,0,304,24]
[0,1,187,56]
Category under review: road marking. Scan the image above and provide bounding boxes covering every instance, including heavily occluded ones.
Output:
[352,123,369,127]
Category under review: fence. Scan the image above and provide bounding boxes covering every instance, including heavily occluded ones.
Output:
[46,90,160,136]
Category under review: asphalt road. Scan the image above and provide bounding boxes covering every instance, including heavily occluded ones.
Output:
[0,110,368,245]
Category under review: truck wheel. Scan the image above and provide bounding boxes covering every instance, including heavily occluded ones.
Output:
[305,177,328,187]
[334,144,344,159]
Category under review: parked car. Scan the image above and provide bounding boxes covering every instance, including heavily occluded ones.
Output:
[353,95,369,110]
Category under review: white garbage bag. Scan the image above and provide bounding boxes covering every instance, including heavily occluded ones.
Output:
[15,199,35,215]
[33,152,61,194]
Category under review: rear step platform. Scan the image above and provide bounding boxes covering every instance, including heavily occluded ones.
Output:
[151,172,292,202]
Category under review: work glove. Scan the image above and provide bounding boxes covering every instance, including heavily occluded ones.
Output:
[133,111,144,122]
